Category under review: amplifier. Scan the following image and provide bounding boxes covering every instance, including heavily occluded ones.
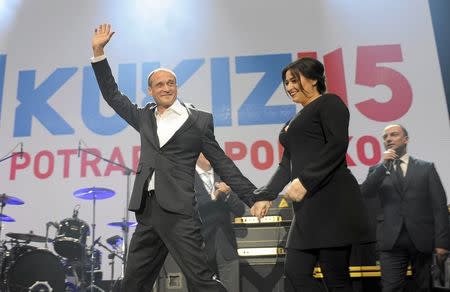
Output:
[235,224,290,249]
[155,253,189,292]
[240,257,294,292]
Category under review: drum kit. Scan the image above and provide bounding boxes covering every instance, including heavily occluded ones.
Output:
[0,189,136,292]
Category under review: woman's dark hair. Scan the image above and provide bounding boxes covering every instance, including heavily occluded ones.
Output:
[282,57,326,94]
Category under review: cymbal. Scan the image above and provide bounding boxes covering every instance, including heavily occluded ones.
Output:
[73,187,115,200]
[6,232,50,243]
[107,221,137,228]
[0,193,24,205]
[0,214,15,222]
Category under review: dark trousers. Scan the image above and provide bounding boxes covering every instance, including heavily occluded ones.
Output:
[121,193,226,292]
[284,246,353,292]
[380,226,432,292]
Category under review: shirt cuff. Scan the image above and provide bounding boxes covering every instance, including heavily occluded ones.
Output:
[90,55,106,63]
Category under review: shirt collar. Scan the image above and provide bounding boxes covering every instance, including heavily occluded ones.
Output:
[196,165,214,176]
[155,99,185,116]
[399,153,409,165]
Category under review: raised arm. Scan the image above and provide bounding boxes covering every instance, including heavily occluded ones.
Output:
[92,23,115,57]
[90,24,141,131]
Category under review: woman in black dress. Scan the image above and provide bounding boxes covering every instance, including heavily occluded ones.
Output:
[254,58,367,291]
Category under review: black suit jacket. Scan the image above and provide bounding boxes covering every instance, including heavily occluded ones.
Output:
[92,59,256,215]
[361,156,449,253]
[194,172,244,262]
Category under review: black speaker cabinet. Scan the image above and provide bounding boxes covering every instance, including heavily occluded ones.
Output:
[155,253,189,292]
[240,257,294,292]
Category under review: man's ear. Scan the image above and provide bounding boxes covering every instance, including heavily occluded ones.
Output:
[148,87,152,97]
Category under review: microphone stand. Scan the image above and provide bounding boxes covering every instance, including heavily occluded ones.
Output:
[77,143,135,281]
[0,201,5,241]
[0,142,23,163]
[0,152,21,163]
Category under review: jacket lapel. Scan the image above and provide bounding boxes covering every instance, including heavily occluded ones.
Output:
[142,103,160,149]
[402,156,415,192]
[161,102,198,148]
[214,173,221,184]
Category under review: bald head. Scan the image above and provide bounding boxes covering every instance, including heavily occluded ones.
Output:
[383,124,408,138]
[147,68,177,88]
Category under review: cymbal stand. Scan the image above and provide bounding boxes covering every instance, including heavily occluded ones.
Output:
[78,142,135,274]
[119,218,129,271]
[86,195,104,292]
[0,143,24,240]
[44,223,49,249]
[0,200,5,240]
[109,252,117,292]
[44,221,58,249]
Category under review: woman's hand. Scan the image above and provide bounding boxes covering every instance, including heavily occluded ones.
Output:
[285,178,307,202]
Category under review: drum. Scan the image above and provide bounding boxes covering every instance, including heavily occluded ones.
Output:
[6,249,65,292]
[8,244,37,259]
[54,217,90,259]
[0,244,37,287]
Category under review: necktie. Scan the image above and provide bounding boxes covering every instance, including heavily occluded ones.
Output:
[394,159,404,190]
[201,172,214,194]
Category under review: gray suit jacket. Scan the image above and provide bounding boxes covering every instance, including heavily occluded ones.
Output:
[361,156,449,252]
[92,59,256,215]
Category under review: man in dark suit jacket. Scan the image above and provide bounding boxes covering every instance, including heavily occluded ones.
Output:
[194,153,245,292]
[90,24,266,292]
[361,124,449,292]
